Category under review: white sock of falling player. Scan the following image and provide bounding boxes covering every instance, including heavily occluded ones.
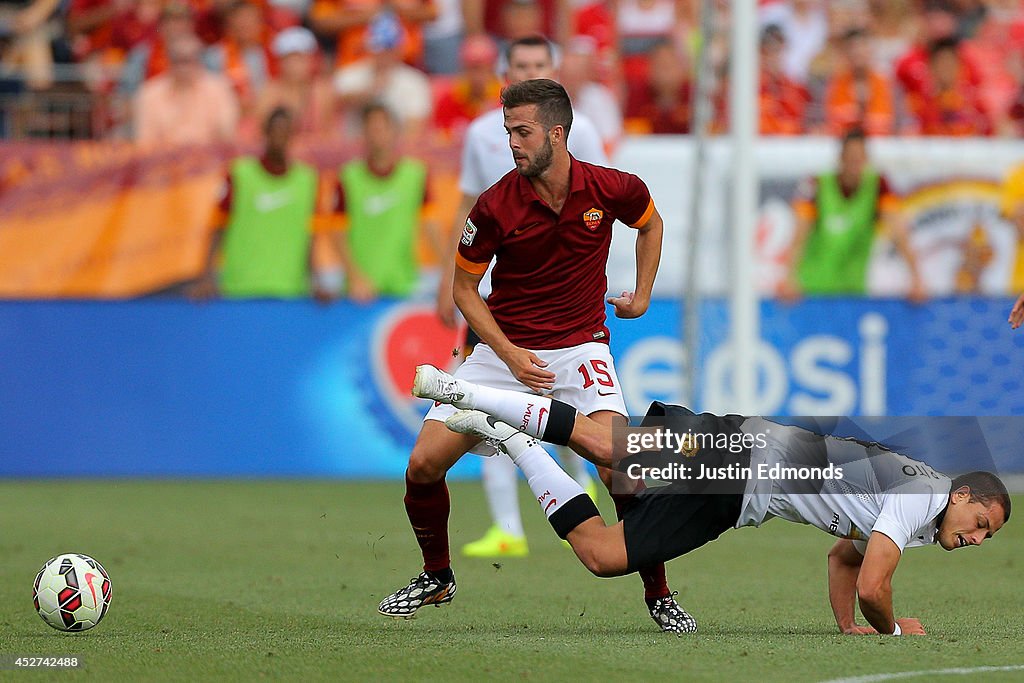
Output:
[499,430,601,538]
[461,384,578,446]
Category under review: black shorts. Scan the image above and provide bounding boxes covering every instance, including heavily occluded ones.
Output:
[623,483,742,572]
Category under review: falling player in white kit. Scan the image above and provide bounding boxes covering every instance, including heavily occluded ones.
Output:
[413,364,1011,635]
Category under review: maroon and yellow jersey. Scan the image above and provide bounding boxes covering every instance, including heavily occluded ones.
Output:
[456,157,654,350]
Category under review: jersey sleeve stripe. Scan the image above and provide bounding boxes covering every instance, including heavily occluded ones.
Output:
[629,198,655,228]
[456,253,489,275]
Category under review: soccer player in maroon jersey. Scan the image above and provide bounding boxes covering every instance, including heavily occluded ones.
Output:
[377,78,688,632]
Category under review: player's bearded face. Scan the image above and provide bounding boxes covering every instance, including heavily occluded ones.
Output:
[518,133,554,177]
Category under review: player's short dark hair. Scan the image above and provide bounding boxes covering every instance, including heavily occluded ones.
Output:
[264,106,292,133]
[501,78,573,136]
[950,471,1011,522]
[505,34,554,68]
[361,101,397,126]
[841,126,867,149]
[929,36,960,58]
[227,0,258,17]
[842,27,867,43]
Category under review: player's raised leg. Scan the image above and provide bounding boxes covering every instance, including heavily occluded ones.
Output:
[414,364,613,466]
[444,410,622,569]
[445,409,699,634]
[378,421,480,618]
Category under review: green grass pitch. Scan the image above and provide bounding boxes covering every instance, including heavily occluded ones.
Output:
[1,480,1021,682]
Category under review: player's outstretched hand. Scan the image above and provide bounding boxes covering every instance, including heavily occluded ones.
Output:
[896,617,926,635]
[841,624,878,635]
[501,346,556,392]
[436,289,458,329]
[607,291,649,319]
[1009,292,1024,329]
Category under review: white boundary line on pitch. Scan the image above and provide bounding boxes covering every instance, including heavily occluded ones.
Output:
[821,665,1024,683]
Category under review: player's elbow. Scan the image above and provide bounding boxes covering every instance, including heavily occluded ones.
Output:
[451,277,476,309]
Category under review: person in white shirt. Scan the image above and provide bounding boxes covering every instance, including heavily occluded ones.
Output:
[438,34,610,564]
[413,364,1012,635]
[333,11,432,139]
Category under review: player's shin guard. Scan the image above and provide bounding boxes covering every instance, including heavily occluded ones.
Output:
[501,433,600,538]
[404,474,452,578]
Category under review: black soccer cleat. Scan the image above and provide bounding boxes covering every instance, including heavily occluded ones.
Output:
[648,592,698,634]
[378,571,457,618]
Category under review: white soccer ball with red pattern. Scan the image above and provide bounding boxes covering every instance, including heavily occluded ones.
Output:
[33,553,112,631]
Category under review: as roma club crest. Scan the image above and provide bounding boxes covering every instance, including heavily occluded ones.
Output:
[583,207,603,231]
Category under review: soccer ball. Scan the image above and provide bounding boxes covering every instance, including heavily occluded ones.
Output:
[33,554,112,631]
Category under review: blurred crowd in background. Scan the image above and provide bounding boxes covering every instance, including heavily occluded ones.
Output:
[4,0,1024,143]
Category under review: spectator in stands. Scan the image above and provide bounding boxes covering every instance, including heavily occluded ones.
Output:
[867,0,916,74]
[66,0,118,75]
[904,37,991,136]
[333,103,441,301]
[334,10,432,139]
[472,0,567,47]
[432,33,500,139]
[252,26,335,142]
[894,0,983,103]
[616,0,686,57]
[780,128,924,300]
[498,0,545,46]
[107,0,163,56]
[1,0,60,89]
[119,2,194,96]
[823,27,894,136]
[558,36,621,149]
[69,0,162,90]
[757,24,810,135]
[193,106,329,300]
[759,0,827,85]
[570,0,618,79]
[133,33,239,145]
[310,0,437,69]
[191,0,234,45]
[421,0,464,74]
[972,1,1024,135]
[624,38,690,135]
[204,1,273,116]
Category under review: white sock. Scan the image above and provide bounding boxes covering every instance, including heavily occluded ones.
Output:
[464,385,554,439]
[501,433,586,522]
[481,453,525,537]
[557,446,594,489]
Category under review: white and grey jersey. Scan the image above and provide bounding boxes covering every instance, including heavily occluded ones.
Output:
[735,418,951,552]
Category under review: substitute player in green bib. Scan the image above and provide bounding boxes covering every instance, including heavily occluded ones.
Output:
[194,107,326,300]
[781,127,924,300]
[332,103,442,301]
